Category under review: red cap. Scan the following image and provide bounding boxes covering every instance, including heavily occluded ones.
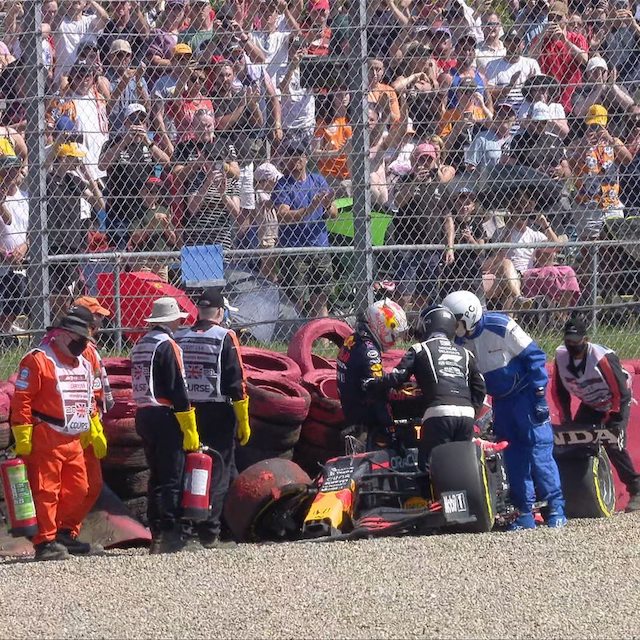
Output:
[310,0,329,11]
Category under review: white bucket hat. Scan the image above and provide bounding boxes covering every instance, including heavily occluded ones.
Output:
[144,297,189,323]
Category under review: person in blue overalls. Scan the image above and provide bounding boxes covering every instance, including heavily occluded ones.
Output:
[442,290,566,529]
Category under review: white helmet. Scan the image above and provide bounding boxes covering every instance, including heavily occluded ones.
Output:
[441,291,483,337]
[364,299,408,350]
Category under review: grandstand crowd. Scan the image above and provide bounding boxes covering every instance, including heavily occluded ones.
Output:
[0,0,639,337]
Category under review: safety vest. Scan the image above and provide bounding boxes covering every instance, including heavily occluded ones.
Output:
[555,343,628,412]
[176,324,228,403]
[33,344,92,435]
[131,330,184,408]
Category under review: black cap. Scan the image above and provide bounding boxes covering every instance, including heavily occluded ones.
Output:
[197,287,225,309]
[56,312,92,339]
[283,140,310,157]
[68,305,96,327]
[504,28,523,42]
[564,317,588,338]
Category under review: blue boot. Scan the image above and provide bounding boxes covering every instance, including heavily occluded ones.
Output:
[547,510,568,528]
[508,512,536,530]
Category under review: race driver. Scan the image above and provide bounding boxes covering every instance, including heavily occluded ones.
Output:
[364,305,486,467]
[442,290,566,530]
[11,312,104,561]
[337,299,408,449]
[552,317,640,512]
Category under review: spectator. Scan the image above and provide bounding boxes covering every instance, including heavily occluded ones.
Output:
[244,0,291,80]
[49,60,110,182]
[485,197,578,316]
[166,65,214,143]
[0,61,27,132]
[571,56,634,122]
[0,154,28,345]
[529,0,588,112]
[368,58,401,124]
[518,73,568,139]
[272,141,337,317]
[97,0,150,65]
[440,187,487,299]
[507,101,570,178]
[47,142,105,318]
[465,102,516,170]
[366,0,407,60]
[599,0,640,86]
[515,0,550,52]
[439,77,491,171]
[98,103,170,249]
[476,11,506,72]
[179,0,215,53]
[182,119,241,251]
[313,90,353,196]
[105,39,150,132]
[146,0,188,85]
[253,161,282,280]
[486,29,541,114]
[67,40,111,101]
[301,0,332,56]
[441,34,488,110]
[277,40,316,148]
[392,142,453,309]
[431,27,457,73]
[128,176,178,282]
[568,104,632,241]
[51,0,109,86]
[0,107,28,167]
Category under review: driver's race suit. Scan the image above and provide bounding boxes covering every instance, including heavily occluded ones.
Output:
[365,334,486,464]
[337,321,393,447]
[552,342,640,496]
[457,312,565,516]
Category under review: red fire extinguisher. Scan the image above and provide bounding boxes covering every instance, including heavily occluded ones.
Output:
[0,455,38,538]
[181,447,223,522]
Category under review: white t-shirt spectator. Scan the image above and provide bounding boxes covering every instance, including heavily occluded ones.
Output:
[71,92,109,181]
[494,224,546,272]
[516,100,566,135]
[0,190,29,256]
[249,30,289,80]
[476,42,506,73]
[485,56,541,110]
[54,14,102,83]
[465,130,511,169]
[276,67,315,132]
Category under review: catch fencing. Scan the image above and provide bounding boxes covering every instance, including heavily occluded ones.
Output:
[1,0,640,378]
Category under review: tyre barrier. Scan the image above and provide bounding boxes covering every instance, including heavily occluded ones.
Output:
[102,468,150,499]
[247,375,311,425]
[287,318,352,375]
[0,422,10,449]
[240,347,302,382]
[103,417,141,446]
[102,357,132,376]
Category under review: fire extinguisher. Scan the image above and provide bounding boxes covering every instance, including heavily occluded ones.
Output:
[181,447,223,522]
[0,454,38,538]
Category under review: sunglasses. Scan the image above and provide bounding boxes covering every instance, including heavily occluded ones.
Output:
[485,20,500,26]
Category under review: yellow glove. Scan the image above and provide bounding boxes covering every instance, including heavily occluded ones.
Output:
[232,398,251,446]
[90,415,108,460]
[175,408,200,452]
[12,425,33,457]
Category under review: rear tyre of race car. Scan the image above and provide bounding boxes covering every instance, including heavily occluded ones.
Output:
[429,441,496,533]
[556,448,616,518]
[224,458,311,542]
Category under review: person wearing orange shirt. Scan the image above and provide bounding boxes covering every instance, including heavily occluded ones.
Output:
[368,58,401,124]
[11,312,107,561]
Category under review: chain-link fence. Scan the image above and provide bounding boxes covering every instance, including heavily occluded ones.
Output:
[1,0,640,377]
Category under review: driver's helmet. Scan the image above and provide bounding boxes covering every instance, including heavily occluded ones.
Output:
[441,290,483,337]
[416,305,457,341]
[364,299,408,350]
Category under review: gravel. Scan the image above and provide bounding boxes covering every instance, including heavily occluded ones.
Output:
[2,515,640,639]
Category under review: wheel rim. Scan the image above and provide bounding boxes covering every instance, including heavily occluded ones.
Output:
[595,451,616,516]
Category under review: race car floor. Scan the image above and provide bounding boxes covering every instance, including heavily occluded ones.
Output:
[1,514,639,639]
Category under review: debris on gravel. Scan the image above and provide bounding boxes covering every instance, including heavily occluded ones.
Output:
[2,514,640,639]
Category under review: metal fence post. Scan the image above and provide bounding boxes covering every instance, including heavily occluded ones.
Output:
[348,0,374,310]
[24,0,49,342]
[114,255,123,353]
[591,243,598,334]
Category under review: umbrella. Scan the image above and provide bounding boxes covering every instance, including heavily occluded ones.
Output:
[225,267,301,343]
[477,164,566,212]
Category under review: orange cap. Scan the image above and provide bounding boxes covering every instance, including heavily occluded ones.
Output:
[73,296,111,317]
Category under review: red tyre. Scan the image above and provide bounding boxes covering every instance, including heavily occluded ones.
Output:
[103,468,150,499]
[103,357,132,375]
[0,390,10,422]
[287,319,352,375]
[311,354,336,370]
[102,445,148,469]
[224,458,311,541]
[301,370,339,398]
[299,419,344,451]
[293,439,337,477]
[107,375,132,389]
[0,421,10,449]
[247,375,311,425]
[240,347,302,381]
[103,417,141,445]
[104,401,136,421]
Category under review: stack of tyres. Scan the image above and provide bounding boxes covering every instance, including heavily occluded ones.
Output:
[100,358,149,524]
[238,365,311,472]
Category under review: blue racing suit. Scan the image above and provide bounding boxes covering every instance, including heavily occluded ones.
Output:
[458,312,564,515]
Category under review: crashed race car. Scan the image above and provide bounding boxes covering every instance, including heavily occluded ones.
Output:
[224,400,618,543]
